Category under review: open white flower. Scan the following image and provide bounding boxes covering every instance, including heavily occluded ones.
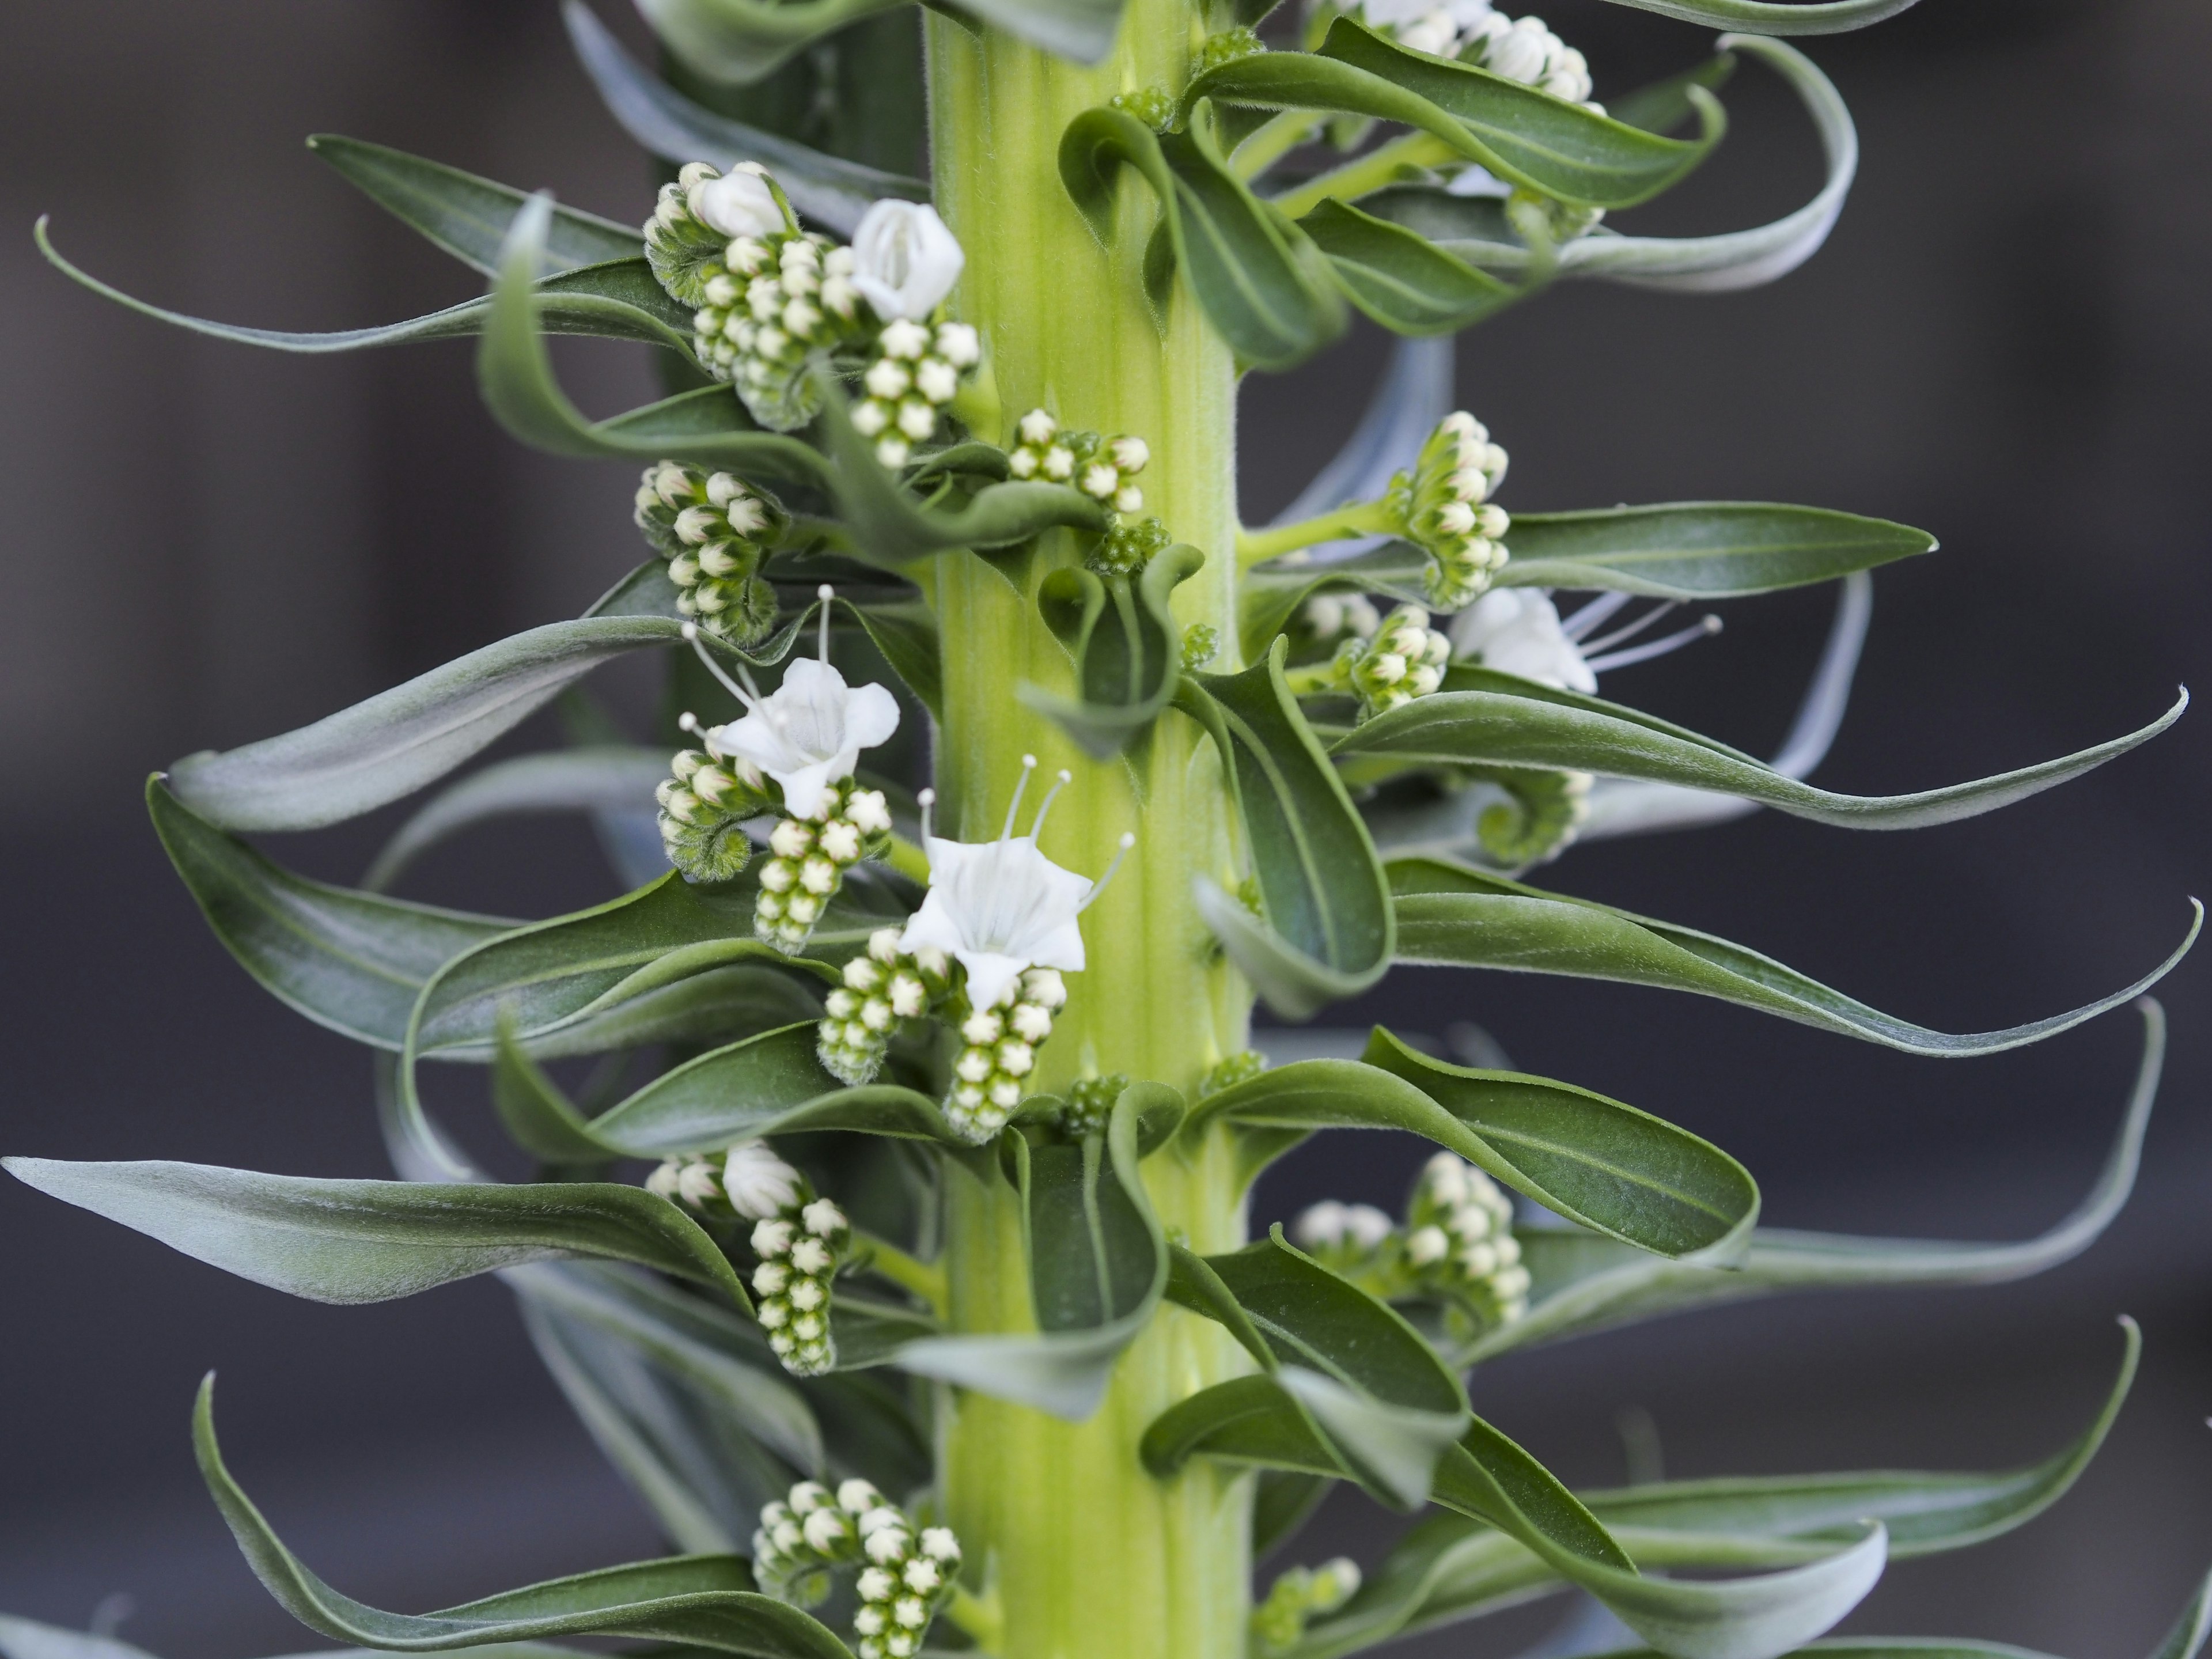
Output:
[897,762,1131,1010]
[850,200,965,322]
[1449,588,1597,692]
[707,656,900,820]
[691,165,786,241]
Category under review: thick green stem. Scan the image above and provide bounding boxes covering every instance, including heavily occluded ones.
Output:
[1267,131,1457,219]
[1237,500,1395,566]
[926,0,1258,1653]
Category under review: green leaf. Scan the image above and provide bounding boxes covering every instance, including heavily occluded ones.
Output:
[1388,856,2199,1057]
[0,1617,585,1659]
[2,1160,751,1312]
[492,1020,619,1165]
[306,134,644,274]
[632,0,908,86]
[1200,23,1724,211]
[365,748,673,892]
[893,1089,1166,1420]
[1024,544,1205,758]
[1297,198,1518,334]
[1333,672,2189,832]
[1465,1000,2166,1364]
[36,218,693,356]
[845,597,944,719]
[1240,541,1435,664]
[150,777,516,1050]
[1592,0,1923,36]
[562,0,927,237]
[1492,501,1931,597]
[1176,641,1394,1016]
[1059,108,1346,371]
[190,1378,850,1656]
[1190,1047,1759,1259]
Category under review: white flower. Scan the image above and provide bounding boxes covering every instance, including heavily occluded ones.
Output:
[850,200,966,322]
[900,833,1094,1011]
[1449,588,1596,692]
[723,1141,802,1218]
[706,657,901,820]
[691,166,786,241]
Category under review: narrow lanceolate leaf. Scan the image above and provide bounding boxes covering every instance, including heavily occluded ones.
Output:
[307,135,643,274]
[1593,0,1923,35]
[575,1022,958,1156]
[1289,1325,2139,1659]
[632,0,907,85]
[1388,856,2199,1056]
[1297,199,1519,335]
[491,1020,616,1165]
[191,1379,849,1656]
[150,777,514,1049]
[2,1160,750,1311]
[1190,1047,1758,1259]
[1492,501,1931,597]
[1334,670,2189,832]
[1465,1001,2166,1363]
[896,1089,1167,1421]
[1177,641,1394,1016]
[561,1,926,237]
[1060,108,1345,371]
[365,748,674,892]
[37,219,694,355]
[1026,544,1205,758]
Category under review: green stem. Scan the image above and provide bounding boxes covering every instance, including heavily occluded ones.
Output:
[884,832,931,885]
[1232,108,1326,181]
[1281,661,1344,697]
[1236,499,1395,566]
[852,1229,946,1309]
[1268,130,1458,220]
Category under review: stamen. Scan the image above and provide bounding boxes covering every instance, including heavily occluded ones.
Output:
[1577,601,1680,655]
[1001,755,1039,842]
[1077,832,1138,912]
[816,584,835,663]
[681,622,766,710]
[1586,614,1722,673]
[917,787,936,843]
[1560,591,1633,642]
[678,711,714,747]
[1029,770,1074,841]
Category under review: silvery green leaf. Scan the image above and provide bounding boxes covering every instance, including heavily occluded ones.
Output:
[634,0,909,86]
[1298,198,1520,335]
[0,1618,579,1659]
[365,748,674,892]
[1463,1001,2166,1363]
[562,0,927,236]
[1334,670,2188,831]
[306,134,643,274]
[1494,502,1931,597]
[1591,0,1922,35]
[1025,544,1204,759]
[1,1160,751,1312]
[1387,856,2199,1056]
[190,1379,850,1656]
[491,1020,619,1165]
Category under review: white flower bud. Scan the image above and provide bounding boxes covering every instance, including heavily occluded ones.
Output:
[869,927,904,964]
[753,1260,791,1296]
[961,1009,1005,1045]
[803,1508,851,1551]
[875,435,912,469]
[1021,967,1068,1008]
[1343,1203,1395,1248]
[819,820,862,862]
[865,1527,911,1564]
[858,1567,897,1601]
[995,1039,1035,1077]
[1115,484,1144,514]
[1460,1241,1499,1277]
[1018,408,1058,445]
[1081,461,1119,499]
[753,1217,796,1257]
[889,974,927,1017]
[791,1237,832,1275]
[1294,1199,1350,1248]
[1010,1002,1054,1042]
[646,1161,683,1199]
[800,855,839,895]
[893,1597,929,1629]
[724,1141,804,1218]
[896,399,937,441]
[789,1278,825,1310]
[677,1161,722,1205]
[1041,445,1074,480]
[695,169,786,240]
[1406,1224,1450,1266]
[866,359,912,400]
[853,400,891,438]
[790,1480,834,1513]
[921,1527,961,1562]
[1108,435,1149,472]
[955,1048,994,1084]
[915,358,959,404]
[851,202,965,321]
[770,818,815,858]
[881,318,930,359]
[935,321,982,367]
[802,1196,847,1237]
[902,1557,941,1593]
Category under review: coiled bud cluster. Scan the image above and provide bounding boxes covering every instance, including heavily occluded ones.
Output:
[1387,412,1512,611]
[1474,765,1593,868]
[1057,1071,1129,1137]
[657,746,768,884]
[1405,1151,1530,1320]
[634,461,787,647]
[753,1479,963,1659]
[1252,1558,1363,1654]
[1336,604,1452,719]
[946,967,1068,1144]
[818,928,950,1086]
[853,319,982,469]
[755,780,896,953]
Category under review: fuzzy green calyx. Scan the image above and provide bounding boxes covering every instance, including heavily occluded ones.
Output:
[635,461,788,647]
[1384,412,1513,611]
[656,745,770,882]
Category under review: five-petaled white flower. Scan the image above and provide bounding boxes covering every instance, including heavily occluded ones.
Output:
[691,164,786,241]
[1449,588,1597,692]
[723,1141,804,1219]
[707,656,901,820]
[897,762,1131,1010]
[850,200,966,323]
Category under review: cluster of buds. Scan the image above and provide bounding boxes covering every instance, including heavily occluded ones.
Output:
[753,1480,963,1659]
[1406,1152,1531,1320]
[1378,0,1594,105]
[851,319,982,469]
[1474,764,1594,868]
[1335,604,1453,720]
[644,162,788,313]
[1302,591,1382,647]
[755,778,896,953]
[711,230,854,431]
[1057,1071,1129,1137]
[633,461,786,646]
[1201,1050,1268,1097]
[1385,412,1512,611]
[946,968,1069,1143]
[1291,1199,1397,1268]
[818,928,950,1086]
[1252,1558,1363,1654]
[645,1142,851,1374]
[1180,622,1221,672]
[1092,514,1172,578]
[1007,410,1149,515]
[656,744,767,884]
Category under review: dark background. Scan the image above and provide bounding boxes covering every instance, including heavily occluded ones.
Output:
[2,0,2207,1653]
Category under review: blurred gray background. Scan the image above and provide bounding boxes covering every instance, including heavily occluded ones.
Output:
[2,0,2209,1653]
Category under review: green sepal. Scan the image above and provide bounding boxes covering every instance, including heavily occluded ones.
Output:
[187,1377,853,1654]
[1297,198,1520,335]
[1333,669,2188,832]
[1059,107,1346,370]
[1388,855,2199,1056]
[1025,543,1205,758]
[1,1160,752,1313]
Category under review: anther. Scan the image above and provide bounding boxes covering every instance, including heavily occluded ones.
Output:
[817,583,835,661]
